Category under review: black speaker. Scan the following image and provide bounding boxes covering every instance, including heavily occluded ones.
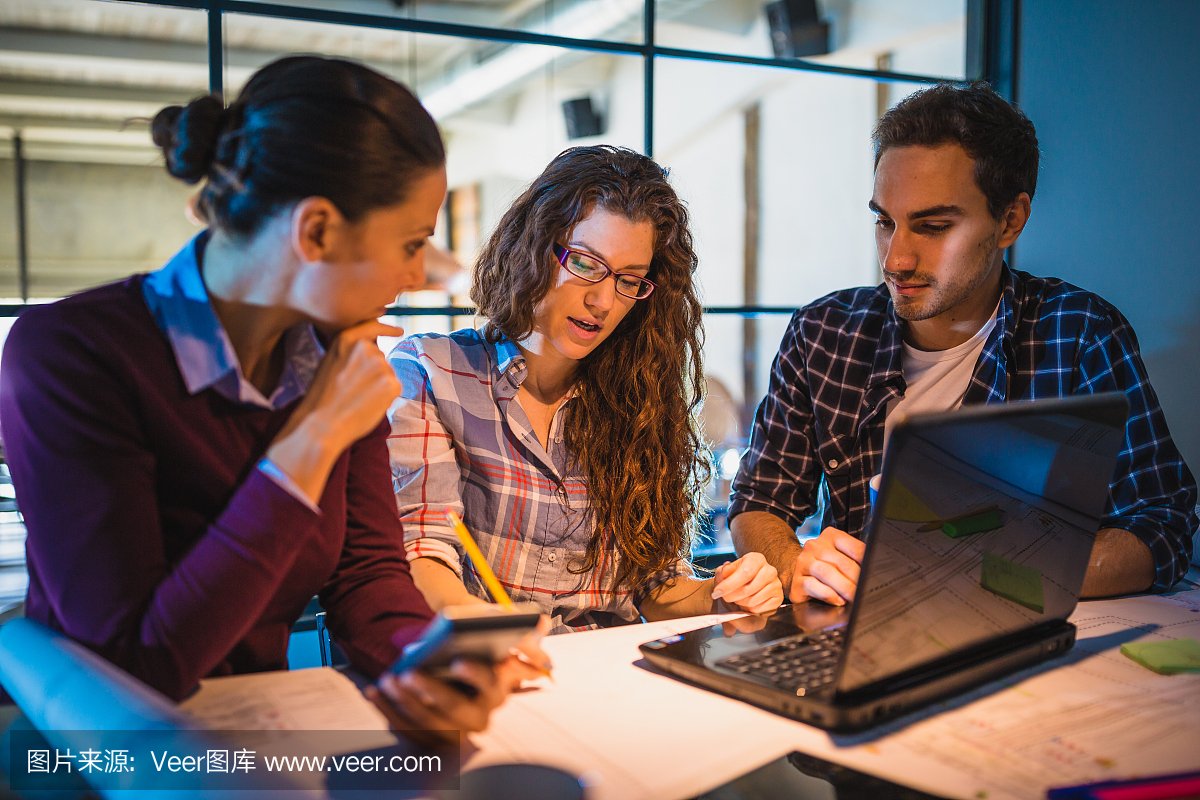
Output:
[562,97,604,139]
[765,0,830,59]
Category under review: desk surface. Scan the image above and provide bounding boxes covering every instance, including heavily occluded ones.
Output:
[467,582,1200,800]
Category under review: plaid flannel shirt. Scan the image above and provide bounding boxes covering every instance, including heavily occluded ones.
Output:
[730,265,1197,590]
[387,328,690,632]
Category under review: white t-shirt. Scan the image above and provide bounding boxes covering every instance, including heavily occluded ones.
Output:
[883,305,1000,455]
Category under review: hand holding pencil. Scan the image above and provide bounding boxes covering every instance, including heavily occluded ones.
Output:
[446,511,554,682]
[447,511,513,608]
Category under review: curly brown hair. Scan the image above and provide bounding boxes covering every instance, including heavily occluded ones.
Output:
[471,145,710,592]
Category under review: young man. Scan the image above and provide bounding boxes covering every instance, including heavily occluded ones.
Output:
[730,82,1196,605]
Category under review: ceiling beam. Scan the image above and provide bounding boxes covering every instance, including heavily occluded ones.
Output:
[0,26,211,71]
[0,25,433,96]
[0,78,187,105]
[0,113,152,134]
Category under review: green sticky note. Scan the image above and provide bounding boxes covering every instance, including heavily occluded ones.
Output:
[980,552,1045,613]
[1120,639,1200,674]
[943,509,1003,538]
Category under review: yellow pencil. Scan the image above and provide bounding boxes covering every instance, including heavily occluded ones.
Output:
[446,510,513,608]
[445,511,553,680]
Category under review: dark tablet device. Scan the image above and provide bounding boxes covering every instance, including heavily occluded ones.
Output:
[694,750,948,799]
[390,604,542,675]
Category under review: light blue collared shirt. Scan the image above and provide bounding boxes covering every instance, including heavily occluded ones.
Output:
[142,232,324,410]
[142,232,324,510]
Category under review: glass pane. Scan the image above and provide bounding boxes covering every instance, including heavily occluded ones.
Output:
[224,13,645,340]
[249,0,645,46]
[659,59,925,469]
[656,0,967,81]
[697,310,793,552]
[0,0,209,300]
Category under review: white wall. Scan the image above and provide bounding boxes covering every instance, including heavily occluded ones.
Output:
[0,160,197,299]
[663,109,746,405]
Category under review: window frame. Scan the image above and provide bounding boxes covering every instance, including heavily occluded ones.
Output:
[2,0,1015,311]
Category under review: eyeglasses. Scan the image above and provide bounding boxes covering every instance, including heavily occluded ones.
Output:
[553,243,656,300]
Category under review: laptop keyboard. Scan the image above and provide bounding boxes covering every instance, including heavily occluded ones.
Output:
[717,628,845,696]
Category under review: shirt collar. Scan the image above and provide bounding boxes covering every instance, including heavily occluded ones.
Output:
[489,328,526,378]
[481,326,581,414]
[994,262,1019,360]
[867,284,906,393]
[142,231,324,410]
[477,326,526,401]
[870,263,1017,390]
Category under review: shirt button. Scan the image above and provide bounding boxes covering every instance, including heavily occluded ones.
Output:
[548,552,557,562]
[827,458,839,469]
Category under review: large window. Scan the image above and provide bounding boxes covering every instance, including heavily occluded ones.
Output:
[0,0,988,580]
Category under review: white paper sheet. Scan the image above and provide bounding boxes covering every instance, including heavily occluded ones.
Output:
[468,592,1200,800]
[181,667,390,732]
[173,588,1200,800]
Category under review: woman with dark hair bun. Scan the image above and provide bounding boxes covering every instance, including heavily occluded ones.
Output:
[389,145,783,635]
[0,55,519,735]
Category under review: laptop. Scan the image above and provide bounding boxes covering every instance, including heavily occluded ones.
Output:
[641,393,1129,732]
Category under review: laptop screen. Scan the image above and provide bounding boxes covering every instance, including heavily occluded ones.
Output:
[836,395,1127,695]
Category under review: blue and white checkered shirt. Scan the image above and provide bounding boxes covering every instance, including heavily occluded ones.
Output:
[730,265,1197,590]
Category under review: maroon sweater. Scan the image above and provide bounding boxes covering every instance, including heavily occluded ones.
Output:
[0,276,432,700]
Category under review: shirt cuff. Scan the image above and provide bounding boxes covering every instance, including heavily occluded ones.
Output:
[402,535,465,579]
[256,458,321,515]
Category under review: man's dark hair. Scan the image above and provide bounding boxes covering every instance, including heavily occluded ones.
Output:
[872,81,1039,218]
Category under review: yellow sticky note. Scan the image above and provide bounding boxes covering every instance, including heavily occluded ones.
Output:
[883,480,939,523]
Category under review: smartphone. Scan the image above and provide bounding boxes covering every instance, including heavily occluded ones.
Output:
[390,604,542,675]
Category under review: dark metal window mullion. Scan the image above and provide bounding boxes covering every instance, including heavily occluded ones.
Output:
[384,306,798,317]
[652,45,957,86]
[120,0,958,87]
[177,0,647,57]
[207,2,224,98]
[13,135,28,302]
[643,0,654,157]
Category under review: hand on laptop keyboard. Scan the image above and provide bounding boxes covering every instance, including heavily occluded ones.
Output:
[789,527,865,606]
[711,552,785,615]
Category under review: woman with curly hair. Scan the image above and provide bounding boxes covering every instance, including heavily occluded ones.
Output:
[388,145,782,633]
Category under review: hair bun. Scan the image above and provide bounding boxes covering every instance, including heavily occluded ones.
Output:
[151,94,226,184]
